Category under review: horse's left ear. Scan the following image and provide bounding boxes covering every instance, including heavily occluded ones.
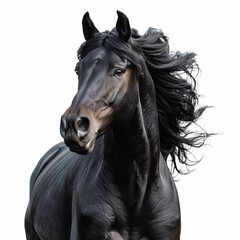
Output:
[82,12,100,41]
[116,11,131,42]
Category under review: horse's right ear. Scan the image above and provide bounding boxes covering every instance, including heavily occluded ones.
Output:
[116,11,131,42]
[82,12,99,41]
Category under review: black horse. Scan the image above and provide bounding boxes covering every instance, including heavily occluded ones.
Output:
[25,11,209,240]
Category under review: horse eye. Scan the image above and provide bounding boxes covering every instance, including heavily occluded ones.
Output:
[114,69,124,77]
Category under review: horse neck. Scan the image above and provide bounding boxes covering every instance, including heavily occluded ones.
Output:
[103,71,160,208]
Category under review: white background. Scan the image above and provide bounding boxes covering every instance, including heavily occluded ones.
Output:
[1,0,239,239]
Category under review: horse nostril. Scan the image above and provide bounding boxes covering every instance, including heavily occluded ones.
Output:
[60,114,91,139]
[76,117,90,137]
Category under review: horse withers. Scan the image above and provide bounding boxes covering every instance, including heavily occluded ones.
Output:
[25,11,209,239]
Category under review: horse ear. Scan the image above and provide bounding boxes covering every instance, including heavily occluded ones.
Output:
[82,12,100,41]
[116,11,131,42]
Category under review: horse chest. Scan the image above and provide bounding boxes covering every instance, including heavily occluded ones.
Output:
[71,161,180,239]
[73,181,172,240]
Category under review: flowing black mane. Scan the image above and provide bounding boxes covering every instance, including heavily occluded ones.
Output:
[77,27,209,174]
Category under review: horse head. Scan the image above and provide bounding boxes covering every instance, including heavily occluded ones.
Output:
[60,11,138,154]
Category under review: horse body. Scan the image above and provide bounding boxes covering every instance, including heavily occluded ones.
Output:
[25,11,208,239]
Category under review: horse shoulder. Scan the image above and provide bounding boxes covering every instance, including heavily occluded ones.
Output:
[29,142,67,192]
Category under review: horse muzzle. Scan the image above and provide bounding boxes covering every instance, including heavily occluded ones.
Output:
[60,110,98,155]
